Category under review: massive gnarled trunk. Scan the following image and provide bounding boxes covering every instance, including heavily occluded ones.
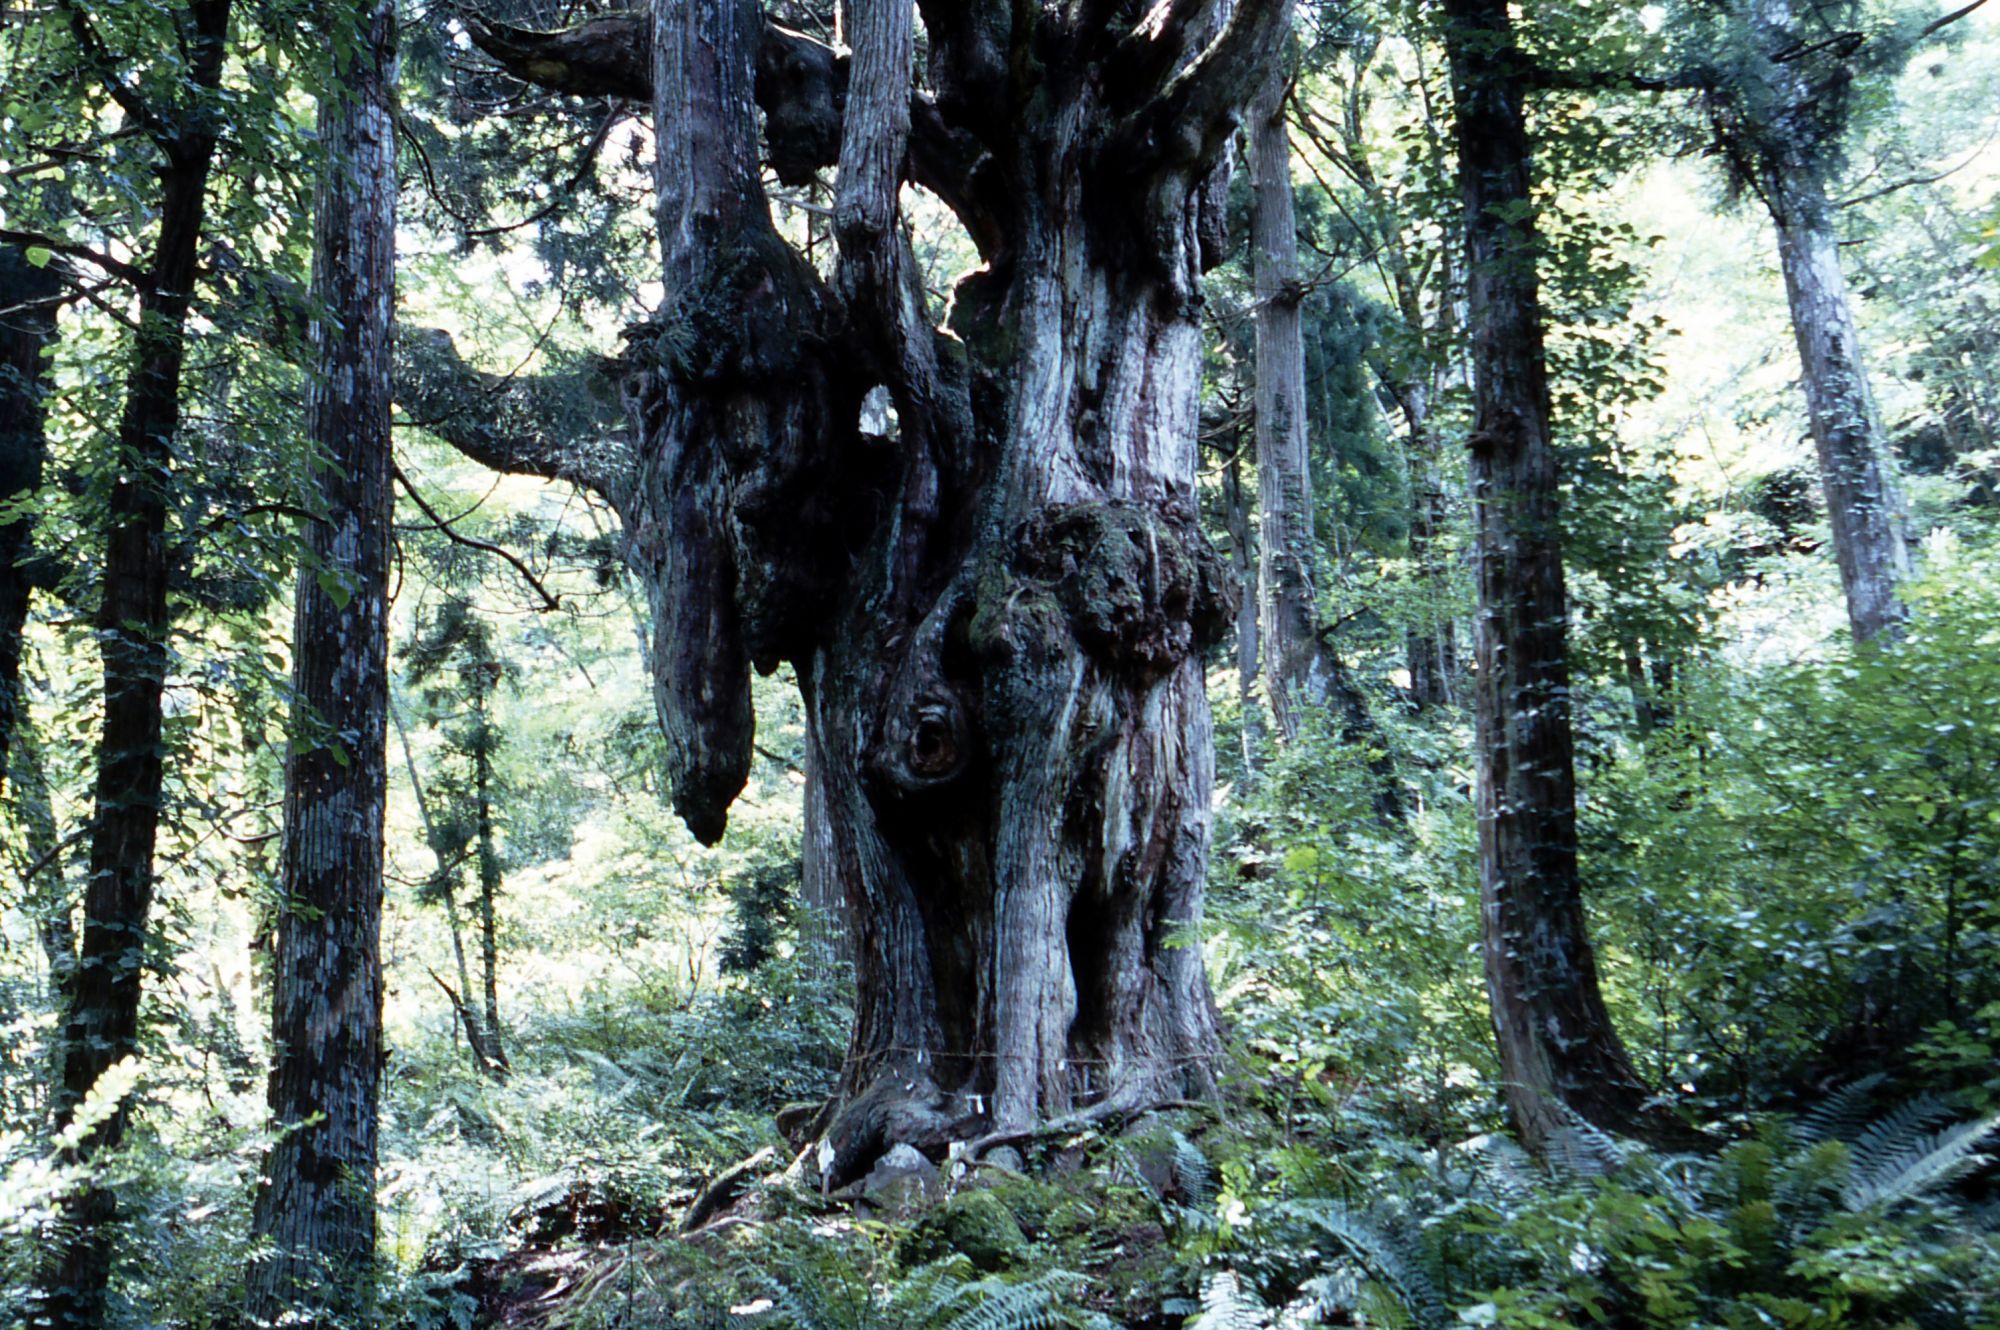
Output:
[461,0,1277,1181]
[245,2,395,1317]
[1443,0,1659,1154]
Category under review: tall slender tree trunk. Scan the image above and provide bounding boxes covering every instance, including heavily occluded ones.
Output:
[1248,51,1403,821]
[245,2,396,1320]
[1770,179,1910,641]
[1248,57,1325,744]
[0,244,60,795]
[1400,384,1458,710]
[392,698,501,1074]
[1442,0,1658,1154]
[1302,57,1462,711]
[471,691,505,1068]
[1749,0,1910,643]
[39,7,234,1323]
[460,0,1284,1183]
[1224,449,1264,776]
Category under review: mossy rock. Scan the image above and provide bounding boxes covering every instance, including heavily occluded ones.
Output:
[895,1188,1029,1272]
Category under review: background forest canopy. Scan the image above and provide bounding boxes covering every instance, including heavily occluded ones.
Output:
[3,0,2000,1326]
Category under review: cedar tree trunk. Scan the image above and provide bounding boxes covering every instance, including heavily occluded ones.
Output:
[245,2,396,1319]
[1442,0,1659,1154]
[39,5,234,1323]
[1743,0,1911,642]
[460,0,1281,1183]
[0,243,60,794]
[1247,51,1402,819]
[1248,56,1325,742]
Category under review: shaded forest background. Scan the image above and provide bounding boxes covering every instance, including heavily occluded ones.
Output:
[3,0,2000,1326]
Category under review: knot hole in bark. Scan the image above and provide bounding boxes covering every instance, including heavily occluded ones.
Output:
[870,684,974,793]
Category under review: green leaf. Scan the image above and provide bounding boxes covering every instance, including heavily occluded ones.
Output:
[316,568,352,610]
[23,246,52,269]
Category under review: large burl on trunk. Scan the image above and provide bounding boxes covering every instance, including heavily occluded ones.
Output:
[460,0,1280,1183]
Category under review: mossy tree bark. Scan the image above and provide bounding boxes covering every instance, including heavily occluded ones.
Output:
[456,0,1280,1182]
[245,1,397,1320]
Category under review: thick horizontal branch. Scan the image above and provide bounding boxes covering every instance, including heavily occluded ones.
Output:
[1522,63,1710,94]
[393,326,630,498]
[0,227,149,288]
[461,14,649,100]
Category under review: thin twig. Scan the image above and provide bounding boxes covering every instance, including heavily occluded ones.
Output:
[392,461,562,612]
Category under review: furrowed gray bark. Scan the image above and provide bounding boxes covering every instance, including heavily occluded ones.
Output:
[1772,179,1911,642]
[458,0,1282,1183]
[1443,0,1662,1155]
[1248,57,1322,742]
[245,2,396,1320]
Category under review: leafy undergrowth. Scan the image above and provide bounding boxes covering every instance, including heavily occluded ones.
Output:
[405,1080,2000,1330]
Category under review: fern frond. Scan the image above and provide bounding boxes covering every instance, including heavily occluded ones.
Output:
[1792,1073,1888,1144]
[937,1270,1087,1330]
[1173,1131,1217,1209]
[1263,1201,1449,1330]
[1546,1105,1635,1181]
[1190,1271,1268,1330]
[1843,1112,1999,1212]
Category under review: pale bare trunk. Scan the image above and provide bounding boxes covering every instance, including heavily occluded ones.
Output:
[1772,184,1910,641]
[1249,59,1321,742]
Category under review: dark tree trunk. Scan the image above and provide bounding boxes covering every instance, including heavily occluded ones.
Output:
[0,244,60,795]
[244,2,396,1320]
[39,6,234,1323]
[462,0,1282,1182]
[1442,0,1659,1154]
[472,689,505,1067]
